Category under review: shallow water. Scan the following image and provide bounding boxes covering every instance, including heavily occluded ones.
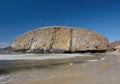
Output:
[0,54,120,84]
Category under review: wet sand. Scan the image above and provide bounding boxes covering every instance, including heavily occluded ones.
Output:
[0,54,102,71]
[3,54,120,84]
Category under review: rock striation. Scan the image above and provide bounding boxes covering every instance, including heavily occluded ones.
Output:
[12,26,109,53]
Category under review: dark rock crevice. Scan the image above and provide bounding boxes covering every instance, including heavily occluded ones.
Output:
[27,36,35,52]
[69,29,73,51]
[50,32,55,50]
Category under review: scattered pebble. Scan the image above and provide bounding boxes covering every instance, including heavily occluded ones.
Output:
[69,63,73,66]
[101,57,105,60]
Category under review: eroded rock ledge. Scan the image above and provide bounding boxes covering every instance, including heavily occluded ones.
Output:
[12,26,109,53]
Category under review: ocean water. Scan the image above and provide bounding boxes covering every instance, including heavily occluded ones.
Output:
[0,54,120,84]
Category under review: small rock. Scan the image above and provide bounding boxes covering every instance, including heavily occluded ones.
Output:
[69,63,73,66]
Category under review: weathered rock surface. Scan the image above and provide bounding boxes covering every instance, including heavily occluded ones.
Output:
[108,41,120,51]
[12,26,109,53]
[108,41,120,54]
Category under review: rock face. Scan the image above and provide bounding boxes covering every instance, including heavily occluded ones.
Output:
[12,26,109,53]
[108,41,120,51]
[107,41,120,54]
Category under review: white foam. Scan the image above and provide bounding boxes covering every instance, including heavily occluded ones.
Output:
[87,59,98,62]
[0,54,92,60]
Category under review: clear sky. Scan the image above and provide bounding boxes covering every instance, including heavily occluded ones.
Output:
[0,0,120,47]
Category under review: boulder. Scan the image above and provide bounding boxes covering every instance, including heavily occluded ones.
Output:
[12,26,109,53]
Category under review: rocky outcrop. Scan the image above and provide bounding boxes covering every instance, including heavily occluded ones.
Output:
[12,26,109,53]
[108,41,120,51]
[108,41,120,54]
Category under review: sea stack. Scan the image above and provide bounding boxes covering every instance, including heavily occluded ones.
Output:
[12,26,109,53]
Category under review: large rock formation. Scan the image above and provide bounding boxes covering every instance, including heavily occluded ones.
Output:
[12,26,109,53]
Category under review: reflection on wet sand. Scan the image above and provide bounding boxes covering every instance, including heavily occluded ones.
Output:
[1,54,120,84]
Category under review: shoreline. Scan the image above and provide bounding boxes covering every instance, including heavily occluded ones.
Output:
[0,54,94,60]
[2,54,120,84]
[0,54,104,73]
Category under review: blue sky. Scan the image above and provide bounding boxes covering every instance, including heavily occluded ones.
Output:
[0,0,120,47]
